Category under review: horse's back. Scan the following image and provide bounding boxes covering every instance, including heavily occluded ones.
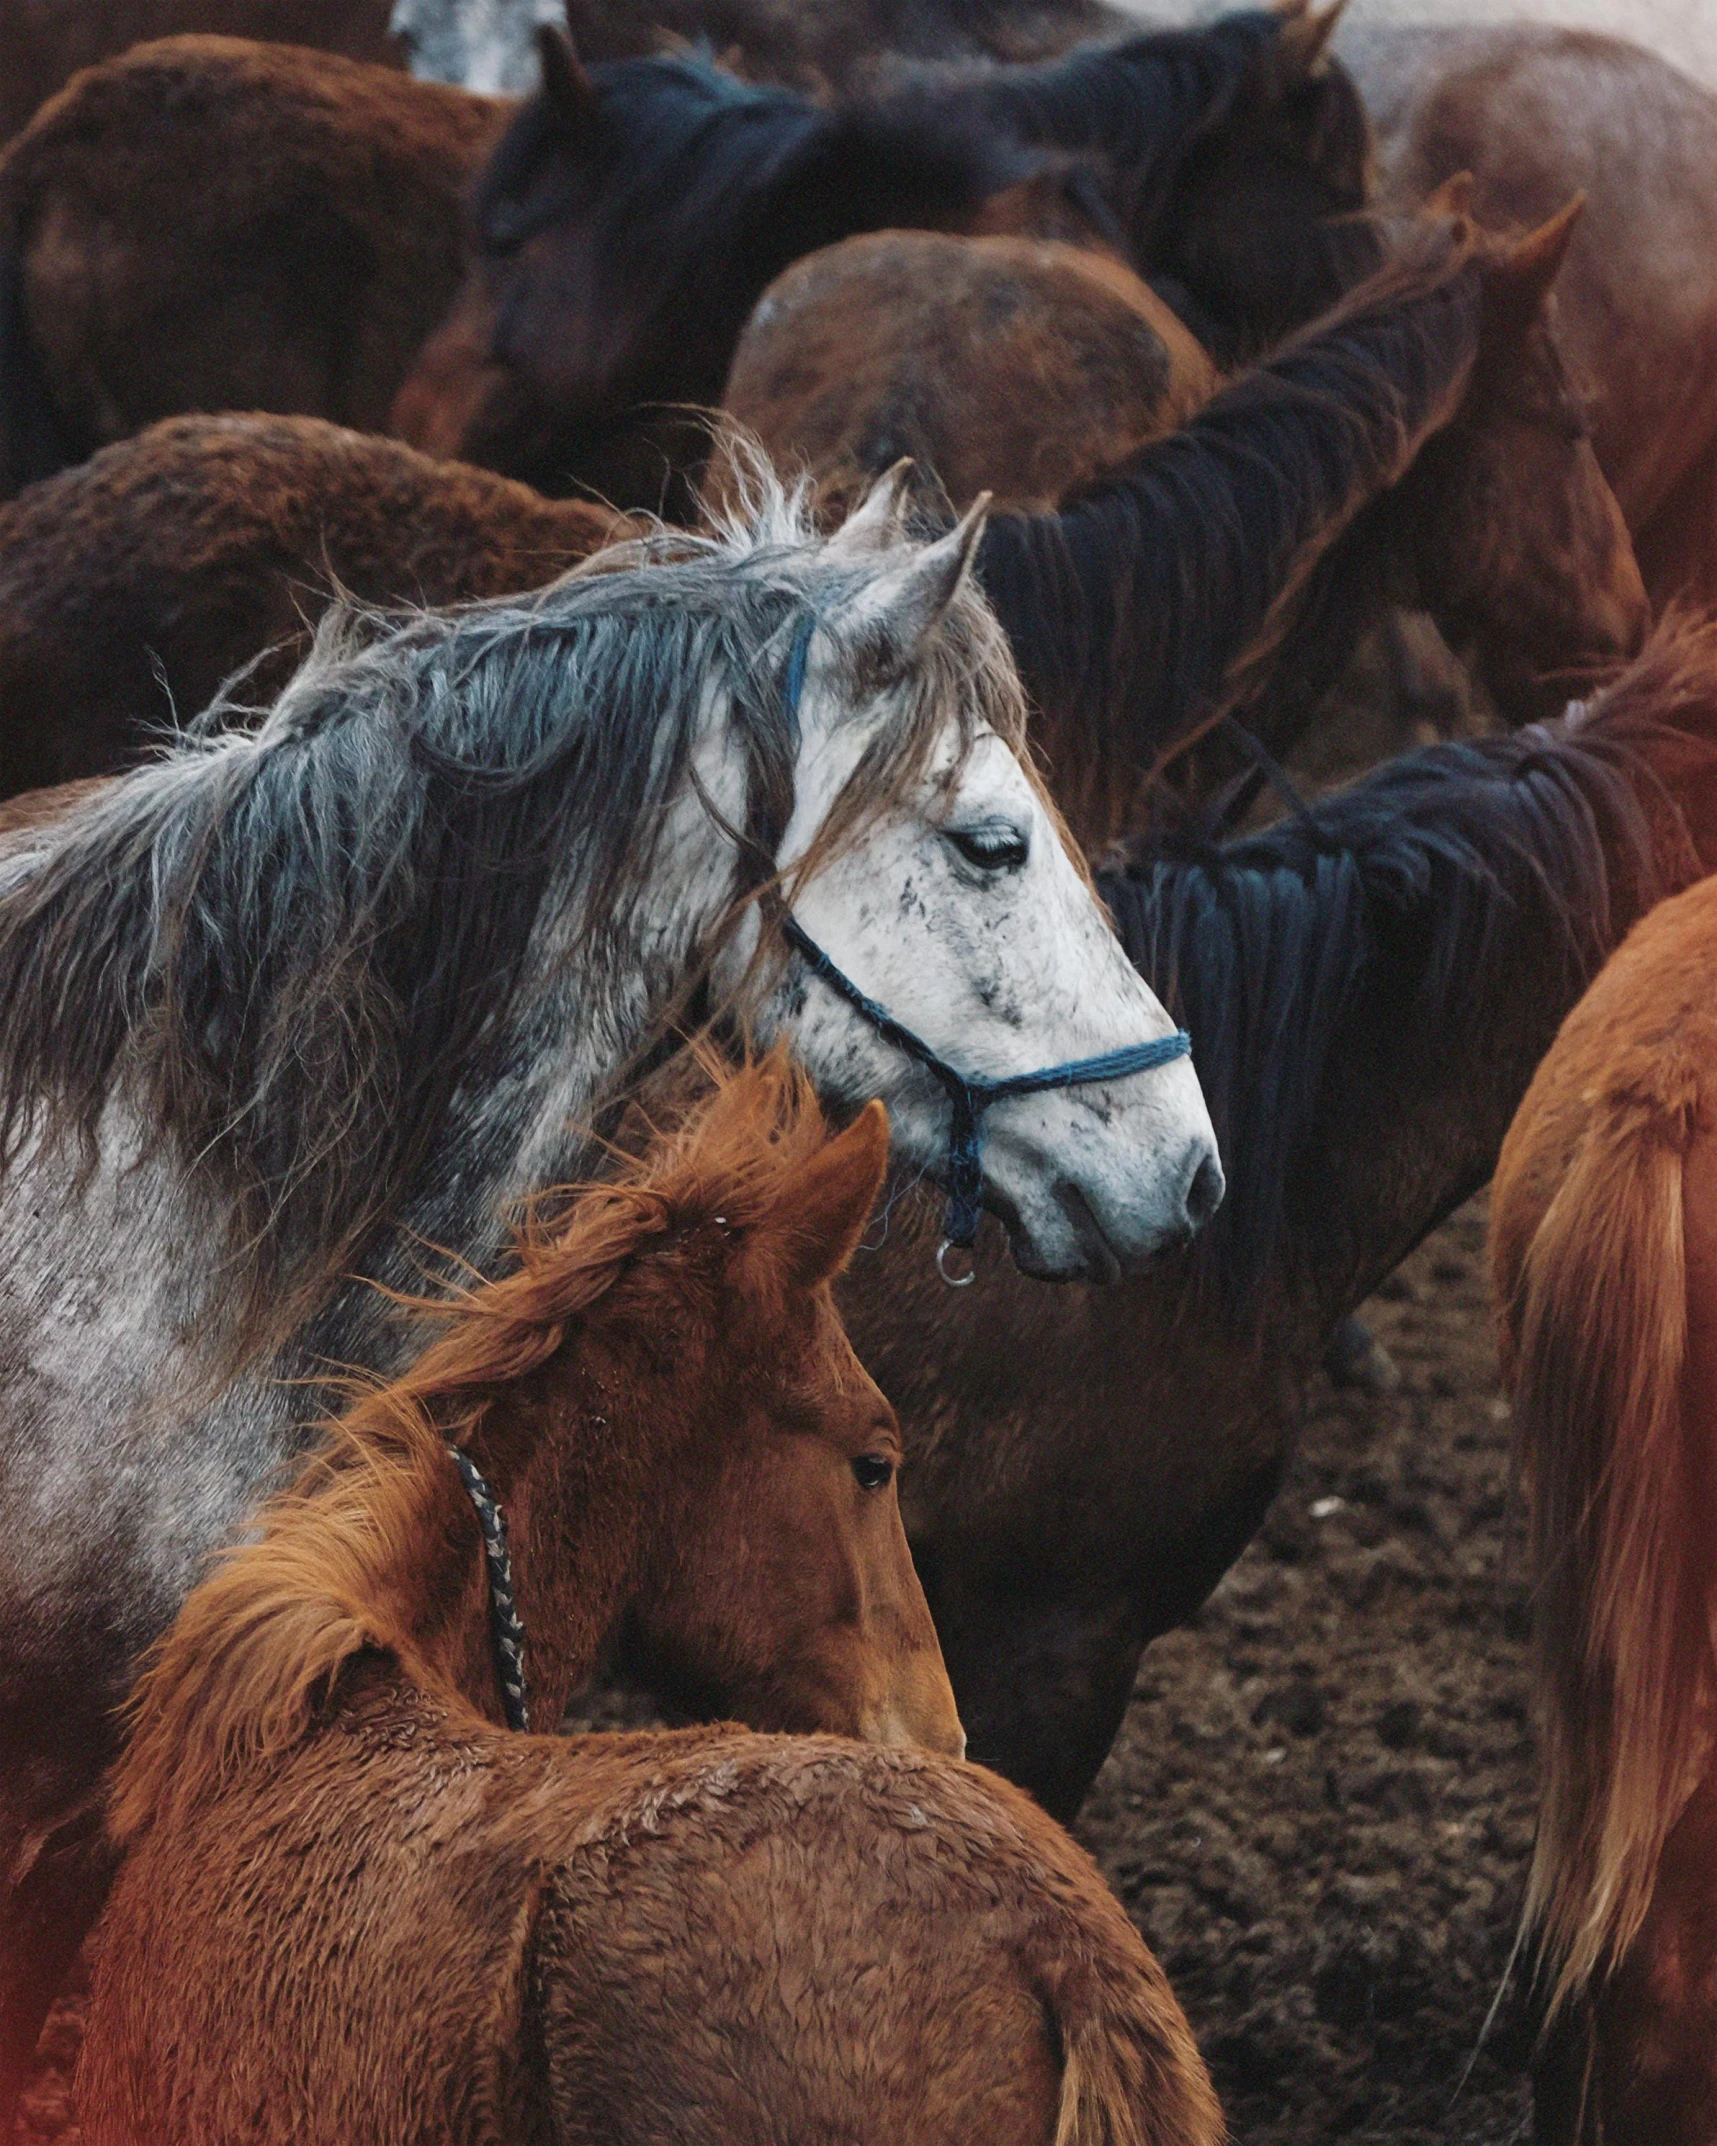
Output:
[535,1730,1219,2146]
[89,1713,1217,2145]
[0,412,622,794]
[725,227,1218,515]
[1494,866,1717,1291]
[0,37,511,481]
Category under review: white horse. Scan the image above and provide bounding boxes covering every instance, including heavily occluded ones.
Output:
[0,476,1217,2115]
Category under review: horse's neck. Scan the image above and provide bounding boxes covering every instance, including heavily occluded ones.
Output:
[412,1363,674,1730]
[306,845,734,1378]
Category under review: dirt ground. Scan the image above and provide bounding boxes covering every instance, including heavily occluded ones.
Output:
[1082,1195,1542,2144]
[17,1195,1543,2145]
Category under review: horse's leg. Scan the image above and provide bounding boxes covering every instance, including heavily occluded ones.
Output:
[925,1574,1143,1822]
[1565,1771,1717,2144]
[0,1799,114,2131]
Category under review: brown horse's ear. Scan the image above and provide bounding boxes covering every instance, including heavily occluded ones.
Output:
[771,1100,889,1288]
[1424,170,1477,221]
[536,24,604,151]
[1500,194,1586,312]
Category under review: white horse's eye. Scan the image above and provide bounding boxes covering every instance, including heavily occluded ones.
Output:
[944,822,1029,873]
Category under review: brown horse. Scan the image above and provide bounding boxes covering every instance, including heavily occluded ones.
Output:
[721,226,1219,515]
[1491,863,1717,2144]
[727,198,1646,780]
[73,1057,1220,2146]
[0,37,509,494]
[1338,19,1717,607]
[0,0,399,144]
[0,413,626,794]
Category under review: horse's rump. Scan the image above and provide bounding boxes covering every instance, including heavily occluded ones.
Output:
[0,37,510,491]
[1493,867,1717,2001]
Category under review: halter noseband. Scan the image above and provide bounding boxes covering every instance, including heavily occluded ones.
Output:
[777,616,1192,1281]
[446,1444,531,1732]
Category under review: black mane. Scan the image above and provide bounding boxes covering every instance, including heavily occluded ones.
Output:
[1101,712,1676,1305]
[978,225,1479,838]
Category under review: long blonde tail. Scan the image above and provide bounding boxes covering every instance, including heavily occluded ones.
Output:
[1501,1058,1715,2004]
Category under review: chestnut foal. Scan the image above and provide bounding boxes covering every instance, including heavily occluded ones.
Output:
[78,1057,1221,2146]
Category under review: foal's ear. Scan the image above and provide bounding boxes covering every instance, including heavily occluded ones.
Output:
[832,498,990,680]
[536,23,604,151]
[771,1101,889,1288]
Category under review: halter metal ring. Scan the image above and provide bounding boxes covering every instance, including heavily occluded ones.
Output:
[936,1239,976,1287]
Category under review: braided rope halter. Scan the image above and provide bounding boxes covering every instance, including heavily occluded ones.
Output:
[446,1444,531,1732]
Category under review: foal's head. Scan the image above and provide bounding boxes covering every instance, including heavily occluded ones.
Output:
[113,1054,960,1842]
[398,1051,961,1749]
[1405,193,1649,718]
[509,1056,960,1751]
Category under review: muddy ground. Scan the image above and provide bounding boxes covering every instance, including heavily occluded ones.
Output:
[18,1195,1543,2146]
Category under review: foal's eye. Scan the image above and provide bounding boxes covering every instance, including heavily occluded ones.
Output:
[945,822,1029,873]
[851,1454,894,1491]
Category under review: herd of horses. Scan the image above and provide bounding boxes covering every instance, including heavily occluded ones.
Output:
[1,0,1717,2140]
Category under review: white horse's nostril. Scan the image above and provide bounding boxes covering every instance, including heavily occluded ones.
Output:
[1183,1145,1225,1233]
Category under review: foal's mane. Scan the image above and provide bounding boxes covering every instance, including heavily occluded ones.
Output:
[1102,618,1717,1308]
[109,1050,833,1846]
[0,484,1015,1339]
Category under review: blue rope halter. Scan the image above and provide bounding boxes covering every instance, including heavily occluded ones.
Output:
[777,617,1192,1275]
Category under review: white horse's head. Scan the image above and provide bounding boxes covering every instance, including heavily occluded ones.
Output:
[715,473,1222,1281]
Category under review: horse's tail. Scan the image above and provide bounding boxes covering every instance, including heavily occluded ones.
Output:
[0,241,74,496]
[1034,1922,1226,2146]
[1498,1035,1716,2009]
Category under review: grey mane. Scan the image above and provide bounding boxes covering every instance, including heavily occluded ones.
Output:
[0,482,1017,1326]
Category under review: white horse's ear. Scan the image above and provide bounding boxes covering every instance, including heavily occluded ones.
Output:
[826,460,916,557]
[833,494,991,673]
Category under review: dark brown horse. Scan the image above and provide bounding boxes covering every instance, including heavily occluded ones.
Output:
[0,0,399,145]
[74,1058,1220,2146]
[0,412,626,795]
[0,37,509,495]
[551,0,1132,92]
[392,4,1366,506]
[833,617,1717,1819]
[1339,19,1717,606]
[725,194,1646,799]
